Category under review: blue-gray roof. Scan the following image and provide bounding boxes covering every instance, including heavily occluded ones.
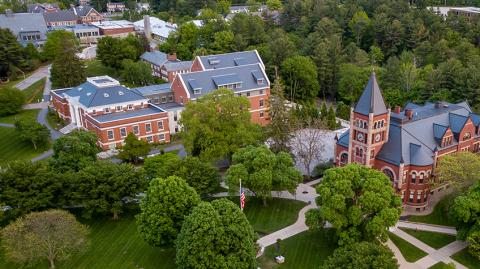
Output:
[132,83,172,96]
[0,13,48,44]
[337,130,349,147]
[163,61,192,71]
[354,72,388,116]
[71,5,96,17]
[140,51,168,66]
[198,50,263,70]
[339,101,480,166]
[43,10,76,23]
[179,63,268,98]
[157,102,184,111]
[92,106,165,122]
[60,81,147,108]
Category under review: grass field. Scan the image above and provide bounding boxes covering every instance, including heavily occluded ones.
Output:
[388,232,428,262]
[0,109,40,124]
[452,249,480,269]
[0,214,176,269]
[429,262,454,269]
[400,228,457,249]
[222,197,306,234]
[258,229,337,269]
[0,126,46,166]
[23,78,46,103]
[408,194,457,226]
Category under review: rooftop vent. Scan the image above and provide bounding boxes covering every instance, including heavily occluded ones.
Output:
[78,87,83,91]
[208,57,220,65]
[188,79,202,94]
[118,91,124,95]
[104,93,109,97]
[86,92,91,96]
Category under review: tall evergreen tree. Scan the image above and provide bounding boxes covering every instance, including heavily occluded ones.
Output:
[0,28,26,79]
[50,38,86,88]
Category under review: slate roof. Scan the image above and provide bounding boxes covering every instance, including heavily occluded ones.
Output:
[157,102,184,111]
[354,72,388,116]
[178,63,269,98]
[0,13,48,43]
[91,105,165,122]
[134,17,177,39]
[163,61,192,71]
[71,5,95,17]
[27,3,59,13]
[140,51,168,67]
[43,10,77,23]
[132,83,172,96]
[197,50,264,70]
[56,77,148,108]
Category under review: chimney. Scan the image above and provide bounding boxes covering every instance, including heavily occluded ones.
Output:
[144,15,151,40]
[394,106,401,114]
[405,109,413,120]
[167,53,177,61]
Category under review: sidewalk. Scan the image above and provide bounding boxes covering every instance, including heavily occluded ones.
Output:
[397,221,457,235]
[15,65,50,90]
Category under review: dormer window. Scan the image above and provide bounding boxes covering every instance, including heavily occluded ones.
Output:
[128,104,133,110]
[104,107,110,113]
[118,91,124,95]
[194,88,201,95]
[104,93,109,97]
[116,106,122,111]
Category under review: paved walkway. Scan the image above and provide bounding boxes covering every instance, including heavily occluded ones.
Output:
[23,102,48,110]
[0,123,14,128]
[397,221,457,235]
[15,65,50,90]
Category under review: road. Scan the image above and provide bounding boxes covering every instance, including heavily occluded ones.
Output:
[15,65,51,90]
[77,45,97,60]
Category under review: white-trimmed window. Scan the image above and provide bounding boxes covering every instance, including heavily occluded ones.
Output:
[259,99,264,107]
[104,107,111,113]
[158,133,165,140]
[411,172,416,184]
[260,111,264,118]
[157,121,164,130]
[260,89,264,95]
[128,104,133,110]
[116,106,122,111]
[162,96,166,103]
[154,97,159,104]
[146,136,153,142]
[120,127,127,137]
[246,92,251,97]
[145,123,152,133]
[107,130,114,140]
[133,125,139,135]
[92,110,96,115]
[169,95,173,102]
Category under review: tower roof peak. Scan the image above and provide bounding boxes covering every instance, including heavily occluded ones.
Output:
[354,72,388,116]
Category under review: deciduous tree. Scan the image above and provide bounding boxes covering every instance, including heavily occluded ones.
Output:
[225,145,302,206]
[0,87,25,116]
[281,55,319,103]
[51,130,99,172]
[436,151,480,189]
[50,37,86,88]
[43,30,78,61]
[306,164,402,245]
[118,133,151,164]
[15,119,50,150]
[1,209,88,269]
[349,11,371,46]
[176,199,257,269]
[137,176,200,246]
[321,241,398,269]
[180,88,262,161]
[121,59,154,86]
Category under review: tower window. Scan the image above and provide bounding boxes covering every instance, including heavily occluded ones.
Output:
[411,173,416,184]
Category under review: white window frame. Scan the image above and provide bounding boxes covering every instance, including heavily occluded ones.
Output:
[145,123,152,133]
[158,133,165,141]
[107,130,114,140]
[157,121,163,130]
[120,127,127,137]
[133,125,139,135]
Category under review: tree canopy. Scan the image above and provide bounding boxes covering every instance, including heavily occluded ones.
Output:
[0,28,26,79]
[226,145,302,206]
[436,151,480,189]
[306,164,402,245]
[50,130,99,172]
[118,133,151,164]
[15,119,50,150]
[176,199,257,269]
[0,87,25,116]
[180,88,262,161]
[1,209,88,269]
[137,176,200,247]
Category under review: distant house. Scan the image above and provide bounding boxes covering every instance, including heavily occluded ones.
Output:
[0,11,48,46]
[27,3,60,13]
[70,5,103,24]
[448,7,480,20]
[50,24,100,44]
[140,51,192,82]
[51,76,171,149]
[106,2,126,13]
[136,2,150,12]
[78,0,91,6]
[43,10,77,27]
[134,16,177,42]
[90,20,134,37]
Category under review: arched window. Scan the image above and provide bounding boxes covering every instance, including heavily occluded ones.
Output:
[381,120,384,127]
[363,122,367,129]
[411,172,416,184]
[374,122,377,129]
[359,148,363,157]
[419,172,424,184]
[463,132,471,141]
[340,153,348,164]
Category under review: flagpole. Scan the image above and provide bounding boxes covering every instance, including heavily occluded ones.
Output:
[239,178,243,211]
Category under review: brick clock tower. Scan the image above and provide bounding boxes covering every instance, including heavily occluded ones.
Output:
[347,72,391,167]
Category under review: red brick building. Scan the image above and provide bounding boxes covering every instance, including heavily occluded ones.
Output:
[51,76,170,150]
[90,20,134,37]
[335,72,480,210]
[140,51,192,82]
[70,5,103,24]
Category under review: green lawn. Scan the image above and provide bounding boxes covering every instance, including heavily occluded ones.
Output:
[0,214,176,269]
[85,60,118,78]
[400,228,457,249]
[258,229,337,269]
[429,262,454,269]
[452,249,480,269]
[23,78,46,103]
[388,232,428,262]
[0,109,40,124]
[226,197,306,234]
[408,193,457,226]
[0,126,47,166]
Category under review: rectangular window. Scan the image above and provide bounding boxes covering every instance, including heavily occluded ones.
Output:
[246,92,251,97]
[145,123,152,133]
[162,96,166,103]
[409,192,414,203]
[169,95,173,102]
[120,127,126,137]
[260,111,264,118]
[259,89,264,95]
[92,110,96,115]
[116,106,122,111]
[158,133,165,140]
[173,112,178,122]
[157,121,164,130]
[128,104,133,110]
[259,99,264,107]
[104,107,110,113]
[107,130,114,140]
[146,136,153,142]
[133,125,139,135]
[154,97,160,104]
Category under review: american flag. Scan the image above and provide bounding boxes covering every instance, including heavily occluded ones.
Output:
[240,189,245,210]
